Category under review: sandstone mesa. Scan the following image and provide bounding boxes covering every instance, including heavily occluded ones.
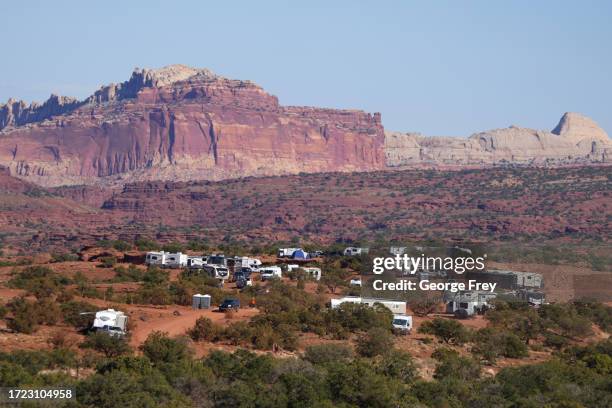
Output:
[0,64,609,187]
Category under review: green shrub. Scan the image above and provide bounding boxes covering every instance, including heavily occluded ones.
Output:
[472,328,528,362]
[100,256,117,268]
[80,332,131,358]
[140,331,192,364]
[356,327,394,357]
[304,343,354,364]
[134,237,158,251]
[189,317,223,342]
[419,318,471,345]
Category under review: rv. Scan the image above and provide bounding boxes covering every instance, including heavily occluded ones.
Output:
[343,247,369,256]
[164,252,188,268]
[234,257,262,269]
[445,290,497,317]
[517,289,546,306]
[392,315,413,334]
[389,247,407,255]
[466,269,544,290]
[259,266,282,281]
[92,309,128,337]
[207,254,227,267]
[331,296,407,315]
[278,248,301,258]
[145,251,188,268]
[145,251,167,266]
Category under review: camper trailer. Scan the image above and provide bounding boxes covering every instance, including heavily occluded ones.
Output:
[234,257,262,269]
[445,290,497,317]
[145,251,188,268]
[92,309,128,337]
[145,251,167,266]
[164,252,188,268]
[259,266,282,281]
[467,269,544,290]
[331,296,407,315]
[343,247,369,256]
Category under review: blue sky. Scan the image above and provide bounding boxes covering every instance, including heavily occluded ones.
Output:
[2,0,611,136]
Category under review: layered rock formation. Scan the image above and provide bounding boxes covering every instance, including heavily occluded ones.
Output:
[385,113,611,166]
[1,64,609,188]
[0,65,384,186]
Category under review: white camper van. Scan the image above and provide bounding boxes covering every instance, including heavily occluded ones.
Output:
[93,309,128,337]
[392,315,413,334]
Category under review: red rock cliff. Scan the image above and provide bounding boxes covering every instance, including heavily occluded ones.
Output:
[0,65,385,186]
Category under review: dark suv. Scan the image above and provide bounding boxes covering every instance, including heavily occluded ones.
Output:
[219,298,240,312]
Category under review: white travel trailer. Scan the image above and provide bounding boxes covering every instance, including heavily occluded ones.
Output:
[259,266,282,281]
[93,309,128,337]
[445,290,497,316]
[343,247,369,256]
[187,256,206,268]
[146,251,188,268]
[234,257,262,268]
[331,296,407,315]
[145,251,167,266]
[278,248,301,258]
[164,252,188,268]
[302,267,322,281]
[287,264,300,272]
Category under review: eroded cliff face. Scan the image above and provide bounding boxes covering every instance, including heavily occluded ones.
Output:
[385,113,611,166]
[0,65,385,187]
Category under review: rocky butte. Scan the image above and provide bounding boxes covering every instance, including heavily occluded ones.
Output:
[385,112,611,166]
[0,64,385,187]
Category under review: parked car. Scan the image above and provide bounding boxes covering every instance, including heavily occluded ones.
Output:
[236,277,253,289]
[219,298,241,312]
[350,278,362,286]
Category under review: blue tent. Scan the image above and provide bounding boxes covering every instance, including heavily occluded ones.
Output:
[292,249,308,259]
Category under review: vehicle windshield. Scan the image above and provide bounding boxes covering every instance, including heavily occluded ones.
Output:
[392,319,408,326]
